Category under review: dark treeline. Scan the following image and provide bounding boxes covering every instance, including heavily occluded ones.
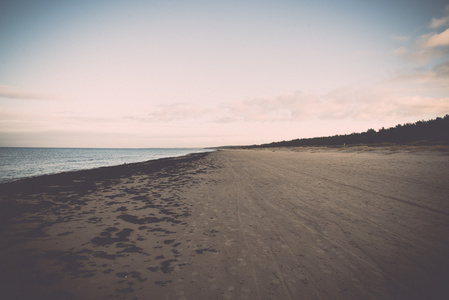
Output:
[246,114,449,148]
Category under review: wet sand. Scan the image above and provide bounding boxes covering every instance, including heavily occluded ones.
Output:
[1,148,448,299]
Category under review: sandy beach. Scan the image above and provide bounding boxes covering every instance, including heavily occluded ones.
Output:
[1,148,449,299]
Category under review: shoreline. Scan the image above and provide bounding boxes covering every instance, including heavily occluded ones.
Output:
[0,150,213,186]
[2,144,446,185]
[1,149,448,299]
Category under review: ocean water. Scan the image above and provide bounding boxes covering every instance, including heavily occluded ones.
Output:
[0,147,212,183]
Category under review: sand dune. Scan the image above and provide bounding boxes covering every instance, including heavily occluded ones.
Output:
[1,148,448,299]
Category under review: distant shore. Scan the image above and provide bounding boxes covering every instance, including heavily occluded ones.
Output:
[1,149,448,299]
[244,143,449,153]
[240,114,449,149]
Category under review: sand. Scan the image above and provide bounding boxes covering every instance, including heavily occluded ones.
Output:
[0,148,448,299]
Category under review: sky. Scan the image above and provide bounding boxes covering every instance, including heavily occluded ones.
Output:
[1,0,448,148]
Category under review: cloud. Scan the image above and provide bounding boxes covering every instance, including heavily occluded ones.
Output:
[0,109,55,133]
[394,30,449,63]
[385,96,449,117]
[219,91,319,123]
[123,68,449,124]
[394,58,449,81]
[127,103,216,123]
[433,58,449,77]
[213,82,449,123]
[430,16,449,29]
[406,28,449,62]
[322,89,449,120]
[420,28,449,48]
[391,35,410,42]
[226,61,440,126]
[0,85,56,101]
[394,6,449,64]
[393,47,408,56]
[429,5,449,29]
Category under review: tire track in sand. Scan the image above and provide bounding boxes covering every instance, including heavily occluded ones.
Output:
[254,156,449,263]
[223,156,322,300]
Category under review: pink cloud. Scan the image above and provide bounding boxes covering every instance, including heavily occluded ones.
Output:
[0,85,55,101]
[214,82,449,123]
[422,28,449,48]
[393,47,408,56]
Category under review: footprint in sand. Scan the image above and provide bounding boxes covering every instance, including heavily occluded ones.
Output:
[191,271,200,282]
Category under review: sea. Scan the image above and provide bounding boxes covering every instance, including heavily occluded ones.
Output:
[0,147,213,183]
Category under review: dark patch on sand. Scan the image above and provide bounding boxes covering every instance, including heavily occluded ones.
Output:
[41,250,96,279]
[118,214,165,224]
[155,280,172,286]
[160,259,178,273]
[57,231,74,237]
[196,247,217,254]
[116,243,143,253]
[116,206,128,212]
[91,228,133,246]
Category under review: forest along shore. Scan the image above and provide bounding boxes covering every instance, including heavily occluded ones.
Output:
[0,149,448,299]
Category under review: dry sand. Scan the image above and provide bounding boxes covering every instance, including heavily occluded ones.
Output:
[0,148,448,299]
